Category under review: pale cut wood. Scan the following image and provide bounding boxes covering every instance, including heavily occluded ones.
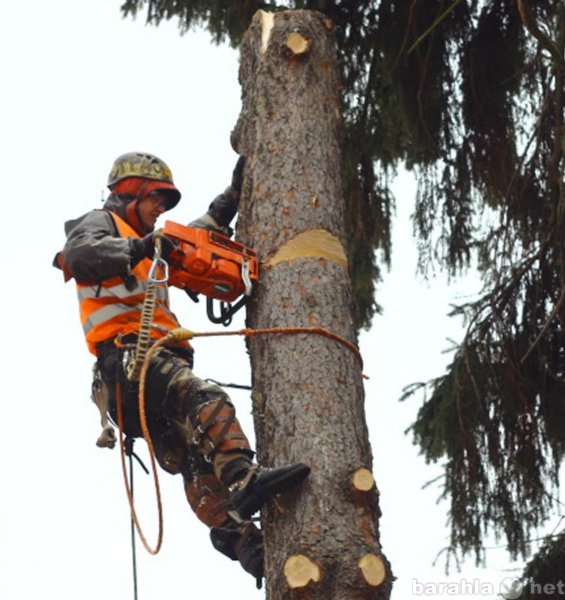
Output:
[286,32,311,55]
[259,9,275,53]
[264,229,348,268]
[358,553,386,587]
[351,467,375,492]
[284,554,322,588]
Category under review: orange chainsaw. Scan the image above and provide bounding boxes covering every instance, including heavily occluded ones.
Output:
[160,220,259,324]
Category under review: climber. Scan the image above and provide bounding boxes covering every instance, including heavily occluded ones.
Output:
[53,151,310,586]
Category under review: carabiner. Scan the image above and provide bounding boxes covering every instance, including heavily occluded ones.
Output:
[148,257,169,284]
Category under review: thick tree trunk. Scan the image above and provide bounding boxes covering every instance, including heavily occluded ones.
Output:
[232,10,392,599]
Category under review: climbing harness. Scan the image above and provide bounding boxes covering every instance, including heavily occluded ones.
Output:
[111,326,362,558]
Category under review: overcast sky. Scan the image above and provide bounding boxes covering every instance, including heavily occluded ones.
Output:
[1,1,552,599]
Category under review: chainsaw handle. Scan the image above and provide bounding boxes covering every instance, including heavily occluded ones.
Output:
[206,296,248,326]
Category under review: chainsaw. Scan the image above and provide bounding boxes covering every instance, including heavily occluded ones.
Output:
[160,220,259,325]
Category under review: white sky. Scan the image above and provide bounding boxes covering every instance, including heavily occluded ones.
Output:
[1,1,555,598]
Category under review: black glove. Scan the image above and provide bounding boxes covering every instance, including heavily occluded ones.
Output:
[231,155,246,194]
[157,233,179,258]
[130,233,155,266]
[130,232,177,266]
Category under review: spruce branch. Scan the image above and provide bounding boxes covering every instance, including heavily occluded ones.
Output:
[517,0,565,65]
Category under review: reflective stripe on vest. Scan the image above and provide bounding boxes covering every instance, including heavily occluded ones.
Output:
[76,211,181,355]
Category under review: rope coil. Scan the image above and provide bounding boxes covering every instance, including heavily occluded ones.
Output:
[116,378,164,556]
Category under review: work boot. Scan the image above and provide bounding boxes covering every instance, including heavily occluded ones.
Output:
[210,521,264,589]
[231,463,311,520]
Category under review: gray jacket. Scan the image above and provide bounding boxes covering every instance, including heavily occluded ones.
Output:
[54,186,240,284]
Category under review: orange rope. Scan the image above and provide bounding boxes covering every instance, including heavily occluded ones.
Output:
[116,376,164,555]
[117,323,361,556]
[170,326,363,367]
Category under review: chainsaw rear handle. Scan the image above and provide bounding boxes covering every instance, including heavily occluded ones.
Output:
[206,296,248,327]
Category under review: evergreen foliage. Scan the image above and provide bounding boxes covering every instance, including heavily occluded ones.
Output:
[120,0,565,583]
[521,532,565,598]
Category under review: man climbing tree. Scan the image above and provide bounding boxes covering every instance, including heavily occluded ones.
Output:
[53,151,311,588]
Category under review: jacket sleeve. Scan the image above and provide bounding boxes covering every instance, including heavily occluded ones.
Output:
[63,210,138,282]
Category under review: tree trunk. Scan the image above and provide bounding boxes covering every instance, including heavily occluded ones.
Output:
[231,10,392,600]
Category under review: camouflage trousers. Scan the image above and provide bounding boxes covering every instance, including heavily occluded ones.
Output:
[95,343,254,527]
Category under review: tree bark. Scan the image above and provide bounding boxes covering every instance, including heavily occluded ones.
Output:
[231,10,392,599]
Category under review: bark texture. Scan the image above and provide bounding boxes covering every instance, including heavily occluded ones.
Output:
[231,10,392,599]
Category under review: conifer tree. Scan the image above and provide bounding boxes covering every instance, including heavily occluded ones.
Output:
[121,0,565,589]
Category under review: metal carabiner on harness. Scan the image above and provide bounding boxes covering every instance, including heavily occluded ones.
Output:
[148,257,169,284]
[148,235,169,284]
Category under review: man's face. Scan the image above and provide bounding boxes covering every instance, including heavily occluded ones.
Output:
[137,192,167,231]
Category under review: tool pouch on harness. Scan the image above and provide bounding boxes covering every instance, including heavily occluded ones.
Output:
[91,365,117,449]
[94,341,147,440]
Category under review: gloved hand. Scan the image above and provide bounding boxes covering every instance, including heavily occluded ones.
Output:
[189,214,232,237]
[154,231,179,258]
[130,231,177,266]
[130,232,155,266]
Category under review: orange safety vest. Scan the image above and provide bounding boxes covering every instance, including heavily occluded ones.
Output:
[76,211,181,355]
